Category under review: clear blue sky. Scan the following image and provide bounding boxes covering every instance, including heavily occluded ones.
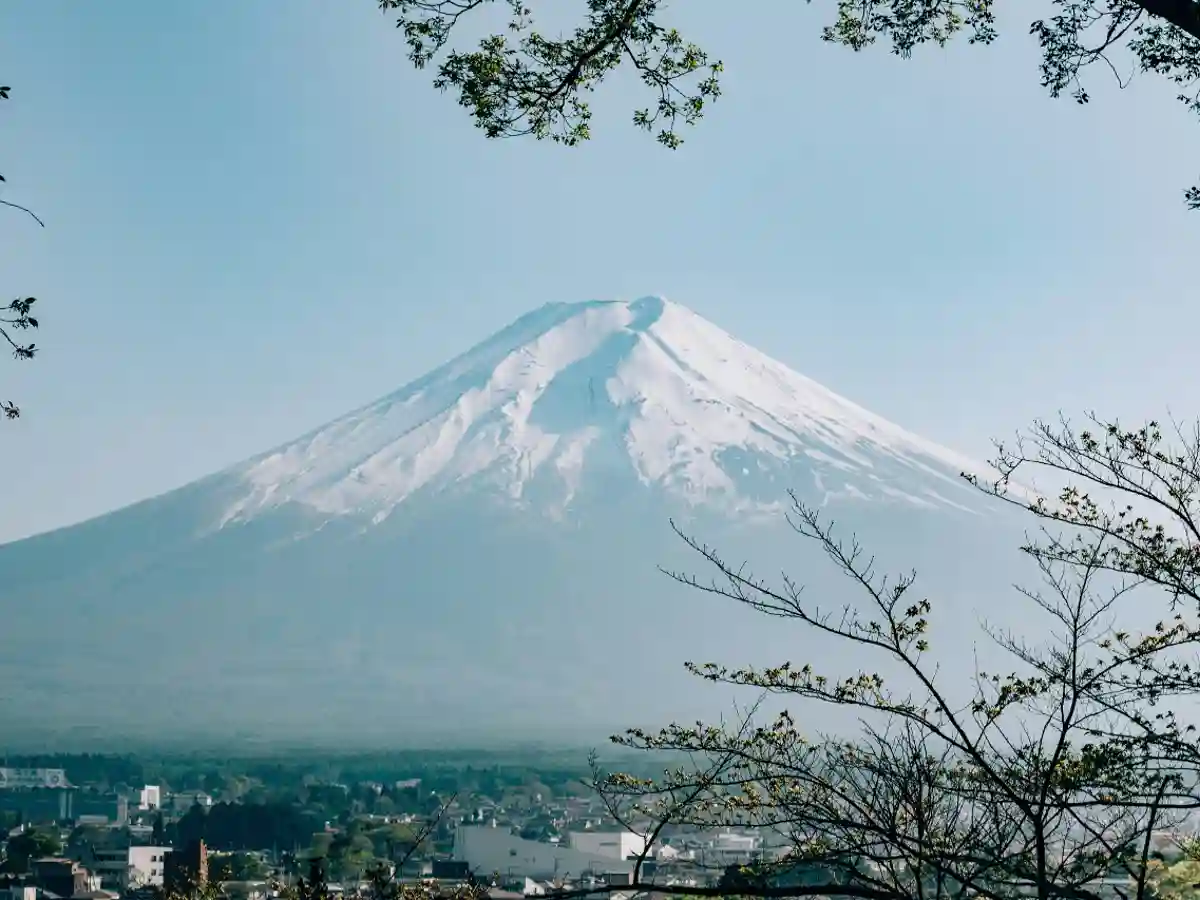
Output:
[0,1,1196,543]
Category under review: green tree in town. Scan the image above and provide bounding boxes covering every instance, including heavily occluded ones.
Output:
[207,852,270,883]
[328,829,376,883]
[380,0,1200,207]
[3,828,63,873]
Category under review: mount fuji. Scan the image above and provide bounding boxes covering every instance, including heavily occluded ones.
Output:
[0,297,1021,750]
[227,296,989,524]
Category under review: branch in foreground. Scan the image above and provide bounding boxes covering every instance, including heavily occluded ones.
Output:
[542,881,902,900]
[585,485,1193,900]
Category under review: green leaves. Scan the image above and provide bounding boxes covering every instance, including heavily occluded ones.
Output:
[379,0,722,148]
[381,0,1200,208]
[823,0,998,54]
[2,296,40,420]
[975,412,1200,791]
[987,415,1200,609]
[2,297,38,361]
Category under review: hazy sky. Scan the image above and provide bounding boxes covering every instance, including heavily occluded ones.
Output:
[0,1,1196,544]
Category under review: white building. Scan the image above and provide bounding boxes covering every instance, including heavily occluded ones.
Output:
[565,831,648,862]
[138,786,162,811]
[0,768,69,789]
[701,830,761,866]
[88,845,171,889]
[454,825,636,880]
[129,845,171,887]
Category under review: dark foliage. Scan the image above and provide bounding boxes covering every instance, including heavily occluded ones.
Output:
[173,801,323,853]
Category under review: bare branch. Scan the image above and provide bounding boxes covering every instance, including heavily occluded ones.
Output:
[587,473,1199,900]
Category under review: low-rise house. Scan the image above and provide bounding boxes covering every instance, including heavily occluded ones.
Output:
[453,825,637,881]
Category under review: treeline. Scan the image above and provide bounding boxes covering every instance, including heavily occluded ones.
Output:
[1,752,597,803]
[0,753,590,825]
[174,802,322,853]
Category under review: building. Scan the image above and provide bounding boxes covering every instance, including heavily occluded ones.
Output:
[702,830,761,866]
[0,788,72,823]
[0,768,70,789]
[32,858,94,898]
[454,825,636,880]
[72,792,129,826]
[129,845,170,888]
[85,845,171,890]
[430,861,471,880]
[137,786,161,811]
[0,788,126,826]
[565,831,648,862]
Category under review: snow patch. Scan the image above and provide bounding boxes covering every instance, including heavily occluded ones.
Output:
[220,296,1000,526]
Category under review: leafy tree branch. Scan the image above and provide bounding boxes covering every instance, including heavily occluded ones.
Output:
[379,0,1200,205]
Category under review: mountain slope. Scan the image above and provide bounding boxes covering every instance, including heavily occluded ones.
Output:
[220,296,987,529]
[0,296,1021,750]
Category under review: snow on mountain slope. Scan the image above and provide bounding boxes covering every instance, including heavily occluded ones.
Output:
[220,296,991,527]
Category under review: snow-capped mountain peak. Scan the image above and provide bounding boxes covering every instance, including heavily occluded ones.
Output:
[221,296,986,526]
